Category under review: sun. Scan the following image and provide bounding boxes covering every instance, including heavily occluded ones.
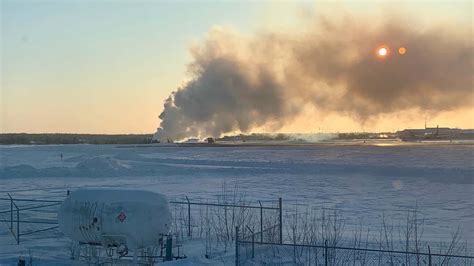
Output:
[378,47,388,57]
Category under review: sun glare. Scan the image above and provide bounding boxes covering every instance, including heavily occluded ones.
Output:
[398,47,407,55]
[378,47,388,57]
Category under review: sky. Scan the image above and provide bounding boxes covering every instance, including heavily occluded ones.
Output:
[1,0,472,134]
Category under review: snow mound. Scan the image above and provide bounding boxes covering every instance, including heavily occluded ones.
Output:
[0,164,38,178]
[75,157,127,173]
[0,157,134,178]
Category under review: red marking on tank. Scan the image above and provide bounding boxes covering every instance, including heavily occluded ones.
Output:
[117,211,126,222]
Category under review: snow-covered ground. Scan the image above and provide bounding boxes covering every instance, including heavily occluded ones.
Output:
[0,142,473,264]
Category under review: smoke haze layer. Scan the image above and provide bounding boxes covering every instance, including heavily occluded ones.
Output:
[155,13,473,141]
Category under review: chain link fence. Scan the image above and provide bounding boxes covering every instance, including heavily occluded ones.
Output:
[169,197,282,240]
[236,227,474,266]
[169,197,282,259]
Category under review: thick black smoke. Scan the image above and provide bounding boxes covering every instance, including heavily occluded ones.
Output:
[155,14,473,140]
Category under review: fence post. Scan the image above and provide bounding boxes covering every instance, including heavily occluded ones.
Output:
[9,194,13,231]
[186,196,191,238]
[225,206,228,240]
[428,245,432,266]
[235,226,239,266]
[246,226,255,259]
[165,235,173,261]
[325,240,328,266]
[16,205,20,245]
[251,233,255,259]
[293,239,297,263]
[279,197,283,244]
[258,200,263,243]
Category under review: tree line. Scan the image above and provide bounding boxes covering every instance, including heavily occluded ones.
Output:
[0,133,153,145]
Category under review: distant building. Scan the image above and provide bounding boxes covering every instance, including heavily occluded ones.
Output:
[397,126,473,141]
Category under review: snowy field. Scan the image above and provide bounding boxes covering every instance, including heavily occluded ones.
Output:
[0,142,473,264]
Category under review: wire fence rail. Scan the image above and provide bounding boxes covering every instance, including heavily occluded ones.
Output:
[0,192,283,249]
[235,226,474,266]
[0,194,61,244]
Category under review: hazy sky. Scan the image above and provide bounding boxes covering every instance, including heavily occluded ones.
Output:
[1,0,472,134]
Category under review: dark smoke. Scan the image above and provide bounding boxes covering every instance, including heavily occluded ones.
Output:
[155,14,473,141]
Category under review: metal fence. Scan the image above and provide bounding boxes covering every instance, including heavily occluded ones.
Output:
[0,194,61,244]
[235,226,474,266]
[169,197,282,242]
[5,192,471,266]
[0,192,284,249]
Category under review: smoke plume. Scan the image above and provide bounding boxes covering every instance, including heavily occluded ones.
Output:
[155,13,473,140]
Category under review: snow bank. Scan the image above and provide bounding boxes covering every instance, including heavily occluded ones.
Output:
[75,157,128,173]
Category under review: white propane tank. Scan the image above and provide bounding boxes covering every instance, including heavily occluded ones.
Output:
[58,189,171,250]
